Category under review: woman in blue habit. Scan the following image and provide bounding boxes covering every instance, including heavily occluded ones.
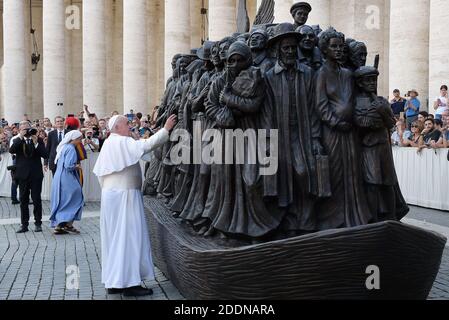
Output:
[50,130,84,235]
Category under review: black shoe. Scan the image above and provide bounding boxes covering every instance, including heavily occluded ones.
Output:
[123,286,153,297]
[107,288,124,295]
[35,225,42,233]
[11,200,20,205]
[16,226,29,233]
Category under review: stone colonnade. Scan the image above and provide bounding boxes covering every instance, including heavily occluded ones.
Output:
[0,0,446,122]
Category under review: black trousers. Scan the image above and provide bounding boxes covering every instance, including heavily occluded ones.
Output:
[18,176,43,227]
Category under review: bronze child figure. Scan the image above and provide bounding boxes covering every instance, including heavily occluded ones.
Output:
[353,66,409,221]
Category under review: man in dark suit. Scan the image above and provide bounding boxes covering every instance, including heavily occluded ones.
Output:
[44,116,66,176]
[9,121,48,233]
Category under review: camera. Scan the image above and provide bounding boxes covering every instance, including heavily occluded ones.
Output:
[24,128,38,138]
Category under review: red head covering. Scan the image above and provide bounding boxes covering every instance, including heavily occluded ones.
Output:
[65,117,81,130]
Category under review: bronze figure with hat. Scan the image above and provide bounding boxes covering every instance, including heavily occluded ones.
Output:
[248,28,275,73]
[354,64,409,222]
[290,1,312,28]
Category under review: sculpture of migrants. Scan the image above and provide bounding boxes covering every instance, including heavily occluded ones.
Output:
[297,25,323,71]
[143,1,446,300]
[353,66,409,221]
[290,2,312,29]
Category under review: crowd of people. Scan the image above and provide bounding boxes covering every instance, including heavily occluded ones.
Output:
[390,87,449,152]
[0,105,160,159]
[0,106,161,232]
[0,107,174,296]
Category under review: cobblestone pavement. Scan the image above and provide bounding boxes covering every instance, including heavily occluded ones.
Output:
[0,197,447,300]
[0,198,184,300]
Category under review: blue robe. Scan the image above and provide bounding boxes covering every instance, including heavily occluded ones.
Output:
[50,144,84,228]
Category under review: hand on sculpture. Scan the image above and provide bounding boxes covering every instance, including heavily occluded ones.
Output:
[164,114,177,131]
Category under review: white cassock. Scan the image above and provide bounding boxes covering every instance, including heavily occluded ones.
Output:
[93,129,169,289]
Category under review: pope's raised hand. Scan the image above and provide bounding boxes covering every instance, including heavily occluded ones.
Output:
[164,114,177,131]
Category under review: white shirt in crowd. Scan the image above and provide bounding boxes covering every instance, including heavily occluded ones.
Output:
[82,137,100,153]
[9,135,39,149]
[391,130,412,146]
[435,96,448,115]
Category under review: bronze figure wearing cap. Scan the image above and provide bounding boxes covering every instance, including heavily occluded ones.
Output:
[353,65,409,221]
[290,2,312,28]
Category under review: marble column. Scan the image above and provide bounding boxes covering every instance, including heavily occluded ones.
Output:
[43,0,66,120]
[165,0,191,82]
[83,0,107,117]
[389,0,430,107]
[274,0,292,24]
[191,0,203,48]
[123,0,148,114]
[304,0,331,29]
[0,12,4,117]
[148,0,165,109]
[429,0,449,113]
[355,0,389,97]
[330,0,389,97]
[208,0,236,40]
[3,0,28,123]
[68,0,83,117]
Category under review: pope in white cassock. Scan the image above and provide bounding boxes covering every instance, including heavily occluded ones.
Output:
[93,114,176,297]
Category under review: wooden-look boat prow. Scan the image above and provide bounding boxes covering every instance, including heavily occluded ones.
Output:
[145,196,447,300]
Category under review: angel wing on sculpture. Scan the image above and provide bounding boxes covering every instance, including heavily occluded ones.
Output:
[254,0,275,25]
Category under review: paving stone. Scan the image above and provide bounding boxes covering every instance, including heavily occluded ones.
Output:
[2,198,447,300]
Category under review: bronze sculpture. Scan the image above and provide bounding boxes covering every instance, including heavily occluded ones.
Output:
[346,40,368,71]
[157,55,197,199]
[248,28,275,73]
[178,37,237,233]
[170,46,214,213]
[151,23,410,238]
[353,66,409,221]
[290,2,312,28]
[143,2,445,301]
[262,23,323,236]
[314,27,373,229]
[200,41,281,239]
[297,25,323,71]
